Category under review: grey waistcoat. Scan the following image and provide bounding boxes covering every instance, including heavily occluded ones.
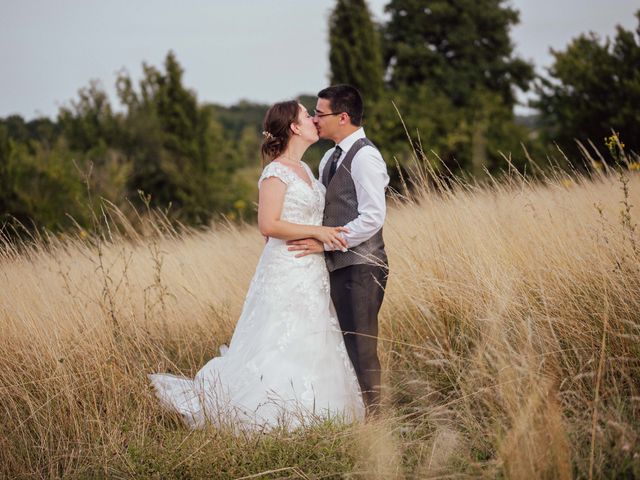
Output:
[322,137,388,272]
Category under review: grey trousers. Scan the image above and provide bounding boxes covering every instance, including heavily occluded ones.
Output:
[330,263,388,416]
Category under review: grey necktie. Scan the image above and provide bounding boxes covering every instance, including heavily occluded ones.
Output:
[327,146,342,183]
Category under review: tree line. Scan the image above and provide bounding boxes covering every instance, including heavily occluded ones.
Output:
[330,0,639,175]
[1,1,638,234]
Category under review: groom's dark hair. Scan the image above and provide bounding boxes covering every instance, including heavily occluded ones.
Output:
[317,84,364,126]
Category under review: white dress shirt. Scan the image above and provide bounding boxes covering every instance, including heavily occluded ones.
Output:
[318,128,389,249]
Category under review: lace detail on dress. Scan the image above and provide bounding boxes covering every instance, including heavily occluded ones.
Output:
[149,159,364,431]
[258,161,298,188]
[258,161,325,228]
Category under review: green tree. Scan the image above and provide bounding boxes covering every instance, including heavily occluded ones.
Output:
[58,80,117,152]
[383,0,532,107]
[0,129,91,232]
[376,0,534,175]
[328,0,384,105]
[1,52,275,234]
[0,124,23,224]
[117,51,235,224]
[533,11,640,161]
[0,112,98,233]
[51,80,132,229]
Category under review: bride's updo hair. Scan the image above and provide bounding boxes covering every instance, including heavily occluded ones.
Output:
[261,100,300,164]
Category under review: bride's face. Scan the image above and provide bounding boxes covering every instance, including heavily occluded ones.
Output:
[293,104,319,144]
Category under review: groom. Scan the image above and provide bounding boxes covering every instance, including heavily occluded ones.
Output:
[288,84,389,416]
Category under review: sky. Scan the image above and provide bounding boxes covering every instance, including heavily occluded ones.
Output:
[0,0,638,119]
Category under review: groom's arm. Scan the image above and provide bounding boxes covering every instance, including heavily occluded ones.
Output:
[340,146,389,248]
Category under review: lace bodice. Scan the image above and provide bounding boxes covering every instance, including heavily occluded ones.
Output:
[258,161,325,226]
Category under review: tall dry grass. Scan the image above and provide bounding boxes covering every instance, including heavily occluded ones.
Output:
[1,164,639,478]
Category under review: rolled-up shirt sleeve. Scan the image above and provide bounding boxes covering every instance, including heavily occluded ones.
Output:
[342,146,389,248]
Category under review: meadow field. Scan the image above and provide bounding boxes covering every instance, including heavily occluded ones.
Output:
[1,164,639,478]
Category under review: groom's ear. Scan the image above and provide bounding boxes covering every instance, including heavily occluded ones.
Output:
[338,112,350,125]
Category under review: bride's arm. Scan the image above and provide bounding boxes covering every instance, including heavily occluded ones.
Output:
[258,177,348,250]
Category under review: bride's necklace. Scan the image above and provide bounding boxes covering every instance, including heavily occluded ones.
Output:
[278,154,302,167]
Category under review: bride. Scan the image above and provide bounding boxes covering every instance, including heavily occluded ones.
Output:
[149,100,365,430]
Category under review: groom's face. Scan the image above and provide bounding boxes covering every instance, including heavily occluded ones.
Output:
[313,98,339,142]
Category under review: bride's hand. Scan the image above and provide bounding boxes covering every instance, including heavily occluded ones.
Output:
[313,226,349,250]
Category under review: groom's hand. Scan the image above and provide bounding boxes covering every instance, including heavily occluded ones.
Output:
[287,238,324,257]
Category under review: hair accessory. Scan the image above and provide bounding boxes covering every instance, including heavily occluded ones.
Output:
[262,131,275,140]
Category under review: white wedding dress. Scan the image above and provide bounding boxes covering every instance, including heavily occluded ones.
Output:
[149,161,365,430]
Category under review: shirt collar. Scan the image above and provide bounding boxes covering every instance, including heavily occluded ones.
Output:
[336,127,365,154]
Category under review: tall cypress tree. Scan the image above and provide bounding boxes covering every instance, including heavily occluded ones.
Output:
[329,0,384,104]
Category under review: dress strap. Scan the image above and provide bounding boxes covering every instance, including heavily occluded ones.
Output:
[258,162,297,189]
